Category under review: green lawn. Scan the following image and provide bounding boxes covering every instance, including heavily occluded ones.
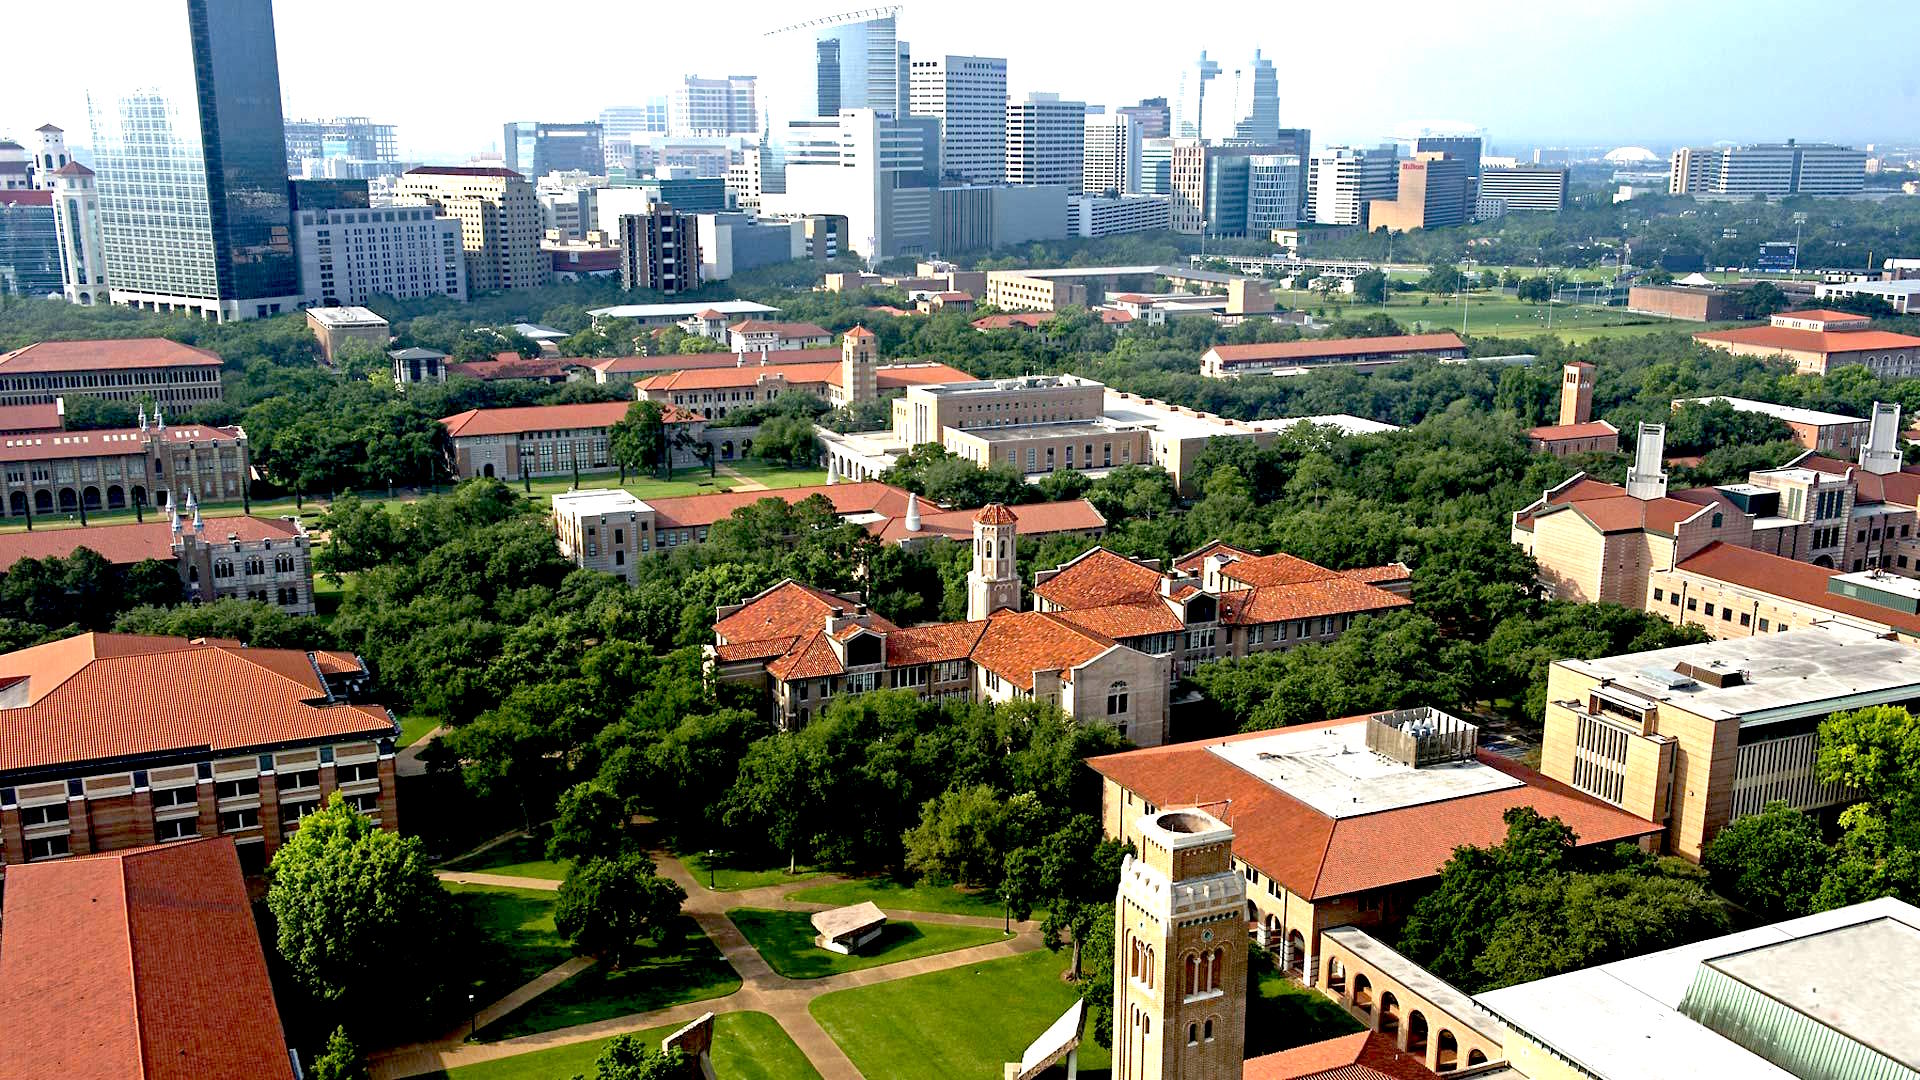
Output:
[722,460,830,488]
[480,916,740,1039]
[811,949,1108,1079]
[446,884,571,1008]
[1244,965,1363,1058]
[728,908,1005,980]
[442,834,570,881]
[396,712,441,749]
[679,849,823,892]
[0,495,316,535]
[787,878,1008,919]
[428,1011,820,1080]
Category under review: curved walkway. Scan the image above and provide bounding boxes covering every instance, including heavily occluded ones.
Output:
[371,851,1040,1079]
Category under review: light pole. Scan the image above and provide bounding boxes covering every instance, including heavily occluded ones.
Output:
[707,848,715,890]
[468,993,477,1039]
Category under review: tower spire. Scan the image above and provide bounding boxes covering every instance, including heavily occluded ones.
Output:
[966,504,1021,620]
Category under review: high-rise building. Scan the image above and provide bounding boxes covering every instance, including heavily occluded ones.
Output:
[1414,134,1483,220]
[1116,98,1170,140]
[1367,153,1471,233]
[395,166,547,292]
[1478,165,1568,212]
[773,8,906,119]
[1306,145,1399,226]
[295,200,466,306]
[670,76,759,137]
[600,101,669,140]
[618,203,701,294]
[1171,143,1283,236]
[30,125,70,191]
[0,191,60,298]
[1139,138,1174,195]
[1172,52,1223,141]
[1245,154,1301,233]
[87,0,300,321]
[283,117,398,176]
[1083,113,1142,196]
[1229,50,1279,145]
[1668,140,1867,197]
[50,163,108,304]
[760,109,937,260]
[502,122,605,178]
[1006,93,1085,192]
[909,55,1007,184]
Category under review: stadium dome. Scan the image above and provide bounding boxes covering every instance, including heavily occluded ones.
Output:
[1604,146,1660,163]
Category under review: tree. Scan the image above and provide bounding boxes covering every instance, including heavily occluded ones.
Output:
[610,401,666,482]
[1352,269,1388,304]
[570,1035,690,1080]
[751,413,820,467]
[1701,801,1830,919]
[309,1026,370,1080]
[1397,807,1576,987]
[553,853,688,967]
[548,782,636,863]
[1006,815,1130,979]
[903,785,1045,889]
[1515,277,1552,303]
[724,728,815,873]
[265,795,456,1030]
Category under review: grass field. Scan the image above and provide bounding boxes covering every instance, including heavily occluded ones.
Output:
[443,834,570,881]
[0,495,319,535]
[810,949,1108,1079]
[722,460,832,488]
[1244,965,1364,1058]
[481,916,739,1040]
[427,1011,820,1080]
[446,884,572,1010]
[787,878,1008,920]
[728,908,1005,980]
[396,713,441,749]
[678,849,824,892]
[1276,285,1737,343]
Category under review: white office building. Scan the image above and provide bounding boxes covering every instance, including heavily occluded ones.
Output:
[1669,141,1867,197]
[1083,113,1142,196]
[671,76,759,137]
[760,109,937,260]
[294,203,467,306]
[909,55,1007,184]
[1245,154,1302,232]
[49,163,108,304]
[1306,146,1399,226]
[1477,165,1568,212]
[1006,93,1085,192]
[774,8,907,119]
[1067,193,1170,238]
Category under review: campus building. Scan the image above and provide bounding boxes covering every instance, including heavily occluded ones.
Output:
[293,201,467,307]
[1627,284,1741,322]
[438,399,702,480]
[618,203,702,294]
[1674,395,1867,453]
[636,331,974,418]
[1476,165,1568,212]
[1528,360,1619,456]
[0,338,224,409]
[0,410,250,518]
[728,321,834,353]
[394,166,548,292]
[0,512,316,614]
[305,306,390,366]
[1541,623,1920,860]
[1200,333,1466,378]
[1694,308,1920,378]
[1647,542,1920,646]
[0,632,396,872]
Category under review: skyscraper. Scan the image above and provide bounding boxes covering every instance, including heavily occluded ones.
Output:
[89,0,299,320]
[1005,93,1085,192]
[1083,113,1142,196]
[1229,50,1279,145]
[909,55,1007,184]
[1116,98,1171,140]
[1172,52,1222,141]
[503,122,605,178]
[670,77,760,137]
[772,8,906,120]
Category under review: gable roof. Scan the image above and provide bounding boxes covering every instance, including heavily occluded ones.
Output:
[1206,333,1466,365]
[969,609,1116,690]
[445,355,576,381]
[439,400,696,439]
[1243,1032,1440,1080]
[1088,717,1660,900]
[1798,453,1920,508]
[0,633,392,778]
[0,837,297,1080]
[1033,548,1165,608]
[586,353,746,376]
[0,424,242,464]
[729,320,832,338]
[1675,541,1920,637]
[0,339,223,374]
[1528,420,1619,442]
[635,359,974,394]
[1694,325,1920,355]
[0,401,66,432]
[0,516,300,570]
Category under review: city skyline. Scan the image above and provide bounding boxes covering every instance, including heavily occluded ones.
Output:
[5,0,1917,165]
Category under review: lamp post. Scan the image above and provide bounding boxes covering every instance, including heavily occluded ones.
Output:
[468,993,477,1039]
[707,848,715,890]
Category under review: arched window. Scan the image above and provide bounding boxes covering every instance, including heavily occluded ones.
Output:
[1407,1010,1429,1056]
[1286,930,1306,975]
[1108,681,1129,716]
[1187,1023,1197,1046]
[1146,946,1154,988]
[1467,1049,1488,1067]
[1379,992,1400,1035]
[1326,957,1347,994]
[1185,953,1199,996]
[1203,1018,1214,1042]
[1436,1030,1459,1073]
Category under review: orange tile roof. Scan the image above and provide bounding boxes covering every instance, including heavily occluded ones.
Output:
[0,516,299,569]
[0,837,297,1080]
[871,499,1105,543]
[713,581,896,652]
[586,353,744,375]
[1342,562,1412,586]
[1218,550,1343,588]
[0,424,241,464]
[1219,578,1412,626]
[1089,717,1659,900]
[766,631,848,681]
[0,402,63,432]
[0,633,394,776]
[1674,541,1920,635]
[1529,420,1620,441]
[1694,325,1920,354]
[876,362,976,387]
[845,325,876,338]
[1173,540,1259,575]
[439,400,694,439]
[971,311,1133,329]
[638,360,842,392]
[0,338,222,374]
[974,503,1020,526]
[1798,453,1920,508]
[885,621,988,665]
[729,320,832,338]
[1034,548,1166,609]
[648,482,914,530]
[969,609,1116,690]
[1050,600,1184,638]
[1208,333,1465,365]
[446,355,576,381]
[1780,309,1868,323]
[1243,1031,1440,1080]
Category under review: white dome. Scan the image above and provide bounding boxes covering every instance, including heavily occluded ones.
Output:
[1605,146,1660,163]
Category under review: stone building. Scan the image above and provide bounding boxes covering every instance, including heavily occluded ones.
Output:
[0,632,397,873]
[0,408,249,518]
[0,510,316,615]
[1694,308,1920,377]
[439,400,703,480]
[0,338,224,409]
[1527,360,1618,456]
[634,330,971,418]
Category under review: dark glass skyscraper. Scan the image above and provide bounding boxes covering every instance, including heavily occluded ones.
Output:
[187,0,297,312]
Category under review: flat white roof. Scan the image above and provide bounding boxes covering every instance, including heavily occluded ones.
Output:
[1559,623,1920,725]
[1674,395,1863,429]
[306,306,387,327]
[1100,390,1253,441]
[1205,722,1522,820]
[1475,898,1920,1080]
[551,488,650,515]
[1248,414,1402,436]
[587,300,779,319]
[1823,279,1920,296]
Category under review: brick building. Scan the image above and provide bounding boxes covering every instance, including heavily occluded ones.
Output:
[1626,284,1740,322]
[439,399,702,480]
[0,511,316,614]
[1648,541,1920,645]
[0,338,224,409]
[1528,360,1619,457]
[727,320,834,353]
[0,836,298,1079]
[0,410,250,518]
[1694,308,1920,377]
[1200,333,1466,378]
[0,632,397,873]
[635,331,973,418]
[1672,395,1867,453]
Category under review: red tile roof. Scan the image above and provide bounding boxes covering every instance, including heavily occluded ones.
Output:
[0,424,240,464]
[0,516,299,569]
[1051,600,1185,638]
[586,353,745,375]
[0,837,297,1080]
[0,633,393,776]
[970,609,1116,689]
[446,355,576,381]
[1342,562,1413,586]
[730,320,832,338]
[440,400,697,439]
[1528,420,1620,442]
[0,339,222,374]
[1207,333,1466,366]
[975,503,1019,526]
[635,359,974,394]
[0,401,63,432]
[0,189,54,207]
[845,325,877,338]
[1798,453,1920,508]
[1089,717,1660,900]
[885,621,988,665]
[649,483,914,529]
[1219,577,1411,626]
[1034,548,1166,608]
[1243,1032,1440,1080]
[971,311,1133,330]
[1694,325,1920,355]
[871,499,1105,543]
[713,581,896,653]
[1674,541,1920,636]
[1779,309,1868,323]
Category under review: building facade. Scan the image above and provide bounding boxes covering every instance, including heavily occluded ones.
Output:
[1694,309,1920,378]
[1627,284,1740,321]
[0,190,59,298]
[394,166,546,292]
[1006,94,1086,193]
[618,203,702,294]
[295,203,467,306]
[909,56,1008,184]
[670,76,758,137]
[48,164,107,304]
[1477,165,1567,212]
[1668,140,1867,197]
[1068,194,1171,238]
[1366,153,1470,233]
[0,513,316,614]
[1305,146,1399,227]
[305,307,389,365]
[1083,114,1142,197]
[1200,333,1467,377]
[0,414,248,516]
[1244,155,1302,233]
[440,399,700,480]
[0,338,223,409]
[503,121,604,177]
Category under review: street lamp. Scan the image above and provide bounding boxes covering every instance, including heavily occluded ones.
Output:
[468,993,477,1039]
[707,848,715,889]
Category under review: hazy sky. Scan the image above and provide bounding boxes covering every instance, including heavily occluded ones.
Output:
[4,0,1915,162]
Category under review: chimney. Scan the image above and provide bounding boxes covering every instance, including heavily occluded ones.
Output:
[1626,422,1668,500]
[1861,401,1902,476]
[904,492,921,532]
[1559,361,1594,426]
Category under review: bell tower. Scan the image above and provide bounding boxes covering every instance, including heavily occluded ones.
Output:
[1113,808,1246,1080]
[967,504,1021,620]
[841,325,877,404]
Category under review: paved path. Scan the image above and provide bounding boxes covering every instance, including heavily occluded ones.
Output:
[714,464,768,492]
[394,727,444,778]
[372,851,1040,1079]
[436,870,562,892]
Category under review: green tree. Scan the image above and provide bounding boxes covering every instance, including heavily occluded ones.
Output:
[1352,269,1388,304]
[1701,801,1830,919]
[571,1034,690,1080]
[265,795,456,1029]
[1006,815,1130,979]
[610,401,666,482]
[1515,277,1552,303]
[750,413,820,467]
[1397,807,1576,987]
[547,782,636,863]
[723,728,815,873]
[553,853,688,966]
[308,1026,370,1080]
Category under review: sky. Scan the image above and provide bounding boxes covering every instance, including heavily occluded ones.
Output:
[4,0,1916,162]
